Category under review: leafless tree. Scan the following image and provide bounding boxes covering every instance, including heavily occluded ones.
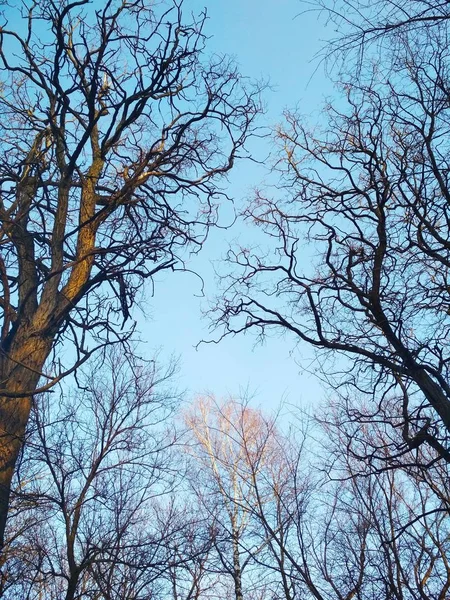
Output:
[312,403,450,600]
[0,0,260,548]
[209,400,450,600]
[0,350,196,599]
[214,11,450,477]
[184,396,281,600]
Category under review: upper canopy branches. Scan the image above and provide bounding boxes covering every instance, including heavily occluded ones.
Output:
[214,18,450,465]
[308,0,450,72]
[0,0,261,387]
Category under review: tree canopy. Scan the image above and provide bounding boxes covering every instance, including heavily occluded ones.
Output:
[0,0,259,549]
[1,1,450,597]
[215,0,450,472]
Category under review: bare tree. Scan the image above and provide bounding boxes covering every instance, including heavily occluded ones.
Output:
[164,509,220,600]
[0,0,260,547]
[214,14,450,473]
[184,396,280,600]
[0,350,200,599]
[212,400,450,600]
[312,403,450,600]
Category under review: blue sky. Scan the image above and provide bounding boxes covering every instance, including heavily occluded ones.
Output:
[142,0,336,410]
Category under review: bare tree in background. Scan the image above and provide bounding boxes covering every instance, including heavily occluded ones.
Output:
[207,399,450,600]
[0,0,260,547]
[1,350,201,599]
[184,396,280,600]
[312,402,450,600]
[164,510,220,600]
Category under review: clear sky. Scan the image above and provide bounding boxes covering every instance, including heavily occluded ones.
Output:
[142,0,335,410]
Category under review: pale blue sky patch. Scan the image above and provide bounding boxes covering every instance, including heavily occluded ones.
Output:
[141,0,336,409]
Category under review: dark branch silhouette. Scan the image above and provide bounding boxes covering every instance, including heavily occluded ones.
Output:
[0,0,261,551]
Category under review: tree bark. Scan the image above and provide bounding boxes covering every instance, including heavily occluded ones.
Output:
[0,329,52,550]
[232,529,243,600]
[0,396,32,549]
[65,573,79,600]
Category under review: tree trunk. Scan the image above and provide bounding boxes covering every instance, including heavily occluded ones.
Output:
[232,530,243,600]
[0,395,32,549]
[65,574,79,600]
[0,330,52,551]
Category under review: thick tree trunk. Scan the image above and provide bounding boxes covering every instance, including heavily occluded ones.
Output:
[0,331,52,552]
[0,394,33,549]
[65,574,79,600]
